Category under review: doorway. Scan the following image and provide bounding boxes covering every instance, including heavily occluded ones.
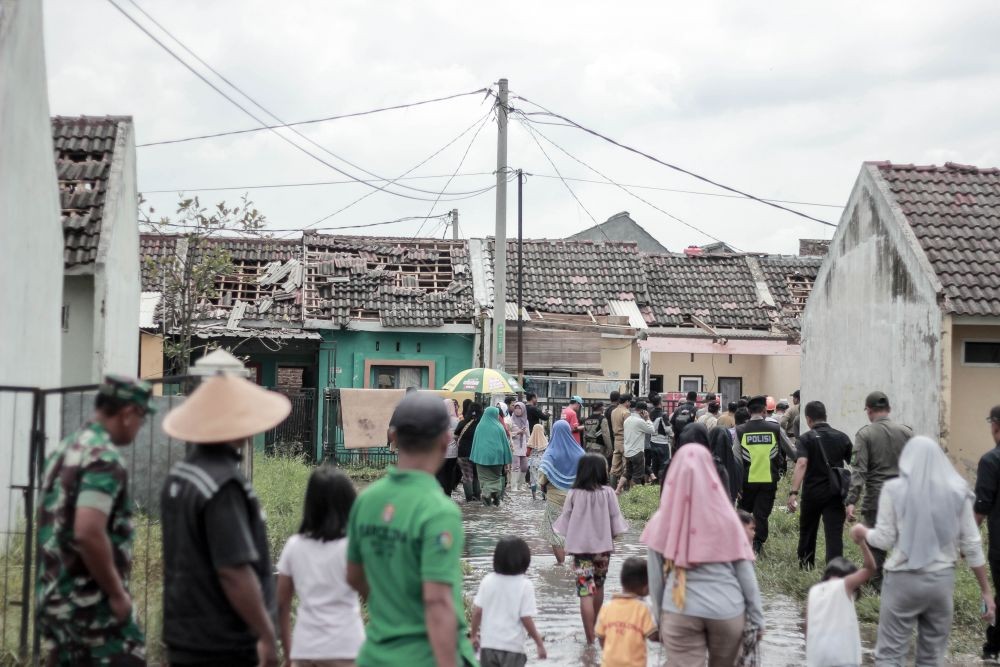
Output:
[719,377,743,407]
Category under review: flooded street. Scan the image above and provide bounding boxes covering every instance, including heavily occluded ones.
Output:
[459,486,810,666]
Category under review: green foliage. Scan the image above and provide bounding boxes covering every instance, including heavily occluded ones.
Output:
[618,477,985,655]
[140,193,269,375]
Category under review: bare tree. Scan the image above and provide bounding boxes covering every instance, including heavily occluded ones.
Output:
[142,194,267,376]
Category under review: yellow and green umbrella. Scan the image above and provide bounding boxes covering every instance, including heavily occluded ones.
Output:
[442,367,524,394]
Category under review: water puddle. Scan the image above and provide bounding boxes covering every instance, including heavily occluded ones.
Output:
[457,486,975,666]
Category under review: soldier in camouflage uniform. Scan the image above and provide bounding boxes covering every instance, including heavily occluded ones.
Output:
[36,375,154,666]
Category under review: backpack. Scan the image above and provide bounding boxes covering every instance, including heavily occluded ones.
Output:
[583,415,604,451]
[673,405,694,432]
[651,417,671,446]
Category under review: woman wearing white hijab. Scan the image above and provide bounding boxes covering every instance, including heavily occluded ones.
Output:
[852,436,996,665]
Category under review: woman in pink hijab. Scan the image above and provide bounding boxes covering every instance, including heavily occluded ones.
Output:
[641,445,764,667]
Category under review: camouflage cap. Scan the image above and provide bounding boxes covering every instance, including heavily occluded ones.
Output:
[98,375,157,413]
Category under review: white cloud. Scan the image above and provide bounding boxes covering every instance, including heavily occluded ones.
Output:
[42,0,1000,253]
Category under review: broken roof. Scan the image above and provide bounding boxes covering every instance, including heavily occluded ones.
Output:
[872,161,1000,316]
[53,116,130,269]
[302,233,475,327]
[486,239,651,317]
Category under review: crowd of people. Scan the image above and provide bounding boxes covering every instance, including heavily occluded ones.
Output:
[32,374,1000,667]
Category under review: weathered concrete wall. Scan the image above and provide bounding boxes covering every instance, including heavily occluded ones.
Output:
[0,0,64,535]
[61,392,188,516]
[948,324,1000,476]
[802,165,943,442]
[62,275,96,385]
[95,121,140,379]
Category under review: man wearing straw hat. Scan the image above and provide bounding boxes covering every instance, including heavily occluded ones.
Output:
[347,392,477,667]
[160,375,291,667]
[36,375,154,666]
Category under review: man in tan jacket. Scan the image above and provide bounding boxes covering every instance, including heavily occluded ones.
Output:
[610,394,632,487]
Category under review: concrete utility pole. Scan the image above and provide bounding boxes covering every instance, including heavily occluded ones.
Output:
[492,78,509,371]
[451,208,459,239]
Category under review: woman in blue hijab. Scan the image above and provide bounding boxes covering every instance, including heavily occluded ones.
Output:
[470,406,513,506]
[537,420,584,563]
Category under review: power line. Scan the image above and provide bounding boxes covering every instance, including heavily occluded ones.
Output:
[141,172,497,194]
[281,108,499,239]
[512,93,837,228]
[141,214,450,235]
[139,171,842,208]
[517,116,734,248]
[517,119,613,244]
[137,90,489,147]
[414,108,494,237]
[124,0,492,199]
[107,0,485,203]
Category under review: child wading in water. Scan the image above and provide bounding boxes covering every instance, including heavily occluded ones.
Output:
[277,467,365,666]
[553,453,630,644]
[472,537,546,666]
[596,557,658,666]
[805,529,876,667]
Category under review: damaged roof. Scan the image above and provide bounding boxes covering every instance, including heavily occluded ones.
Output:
[53,116,130,268]
[302,233,475,327]
[873,161,1000,316]
[643,253,768,330]
[486,239,651,317]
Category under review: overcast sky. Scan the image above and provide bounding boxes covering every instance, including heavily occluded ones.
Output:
[42,1,1000,254]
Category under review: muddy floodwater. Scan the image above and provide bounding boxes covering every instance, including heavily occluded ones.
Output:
[457,485,974,666]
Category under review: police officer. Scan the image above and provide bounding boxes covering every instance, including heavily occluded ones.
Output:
[37,375,154,666]
[736,394,797,554]
[160,374,291,667]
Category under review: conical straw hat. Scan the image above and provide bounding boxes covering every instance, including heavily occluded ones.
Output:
[163,375,292,443]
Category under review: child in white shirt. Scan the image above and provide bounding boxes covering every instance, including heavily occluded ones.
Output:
[805,529,875,667]
[472,537,546,667]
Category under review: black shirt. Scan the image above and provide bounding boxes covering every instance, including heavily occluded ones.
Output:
[975,445,1000,560]
[162,445,273,662]
[455,417,479,458]
[526,404,549,432]
[795,423,853,499]
[605,405,619,444]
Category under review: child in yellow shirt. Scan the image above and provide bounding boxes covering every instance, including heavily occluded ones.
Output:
[595,557,658,667]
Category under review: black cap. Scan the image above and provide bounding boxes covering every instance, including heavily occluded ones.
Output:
[865,391,890,410]
[989,406,1000,423]
[791,389,800,399]
[390,393,450,446]
[747,395,767,412]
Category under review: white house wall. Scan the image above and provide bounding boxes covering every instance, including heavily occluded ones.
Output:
[0,0,64,534]
[94,122,140,379]
[802,165,943,441]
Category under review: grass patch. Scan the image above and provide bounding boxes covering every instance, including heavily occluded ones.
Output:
[619,477,986,657]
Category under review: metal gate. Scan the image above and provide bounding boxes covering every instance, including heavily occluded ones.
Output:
[265,388,316,460]
[321,389,397,469]
[0,378,196,665]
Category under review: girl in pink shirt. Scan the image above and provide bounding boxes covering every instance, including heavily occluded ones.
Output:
[552,453,629,644]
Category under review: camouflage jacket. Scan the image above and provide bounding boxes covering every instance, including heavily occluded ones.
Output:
[36,422,135,626]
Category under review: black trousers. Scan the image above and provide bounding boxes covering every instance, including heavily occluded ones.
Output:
[985,557,1000,655]
[797,492,845,569]
[863,508,887,590]
[739,483,776,553]
[648,441,670,481]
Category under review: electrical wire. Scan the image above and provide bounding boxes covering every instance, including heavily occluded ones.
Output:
[123,0,492,199]
[517,115,735,248]
[141,171,842,208]
[137,90,490,147]
[512,93,837,228]
[107,0,487,203]
[281,108,499,239]
[413,108,494,237]
[516,121,613,243]
[141,172,498,194]
[141,214,450,235]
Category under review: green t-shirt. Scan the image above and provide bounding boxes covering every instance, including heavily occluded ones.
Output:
[347,468,477,667]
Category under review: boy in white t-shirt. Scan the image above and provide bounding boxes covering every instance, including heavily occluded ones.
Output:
[472,537,546,667]
[805,528,876,667]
